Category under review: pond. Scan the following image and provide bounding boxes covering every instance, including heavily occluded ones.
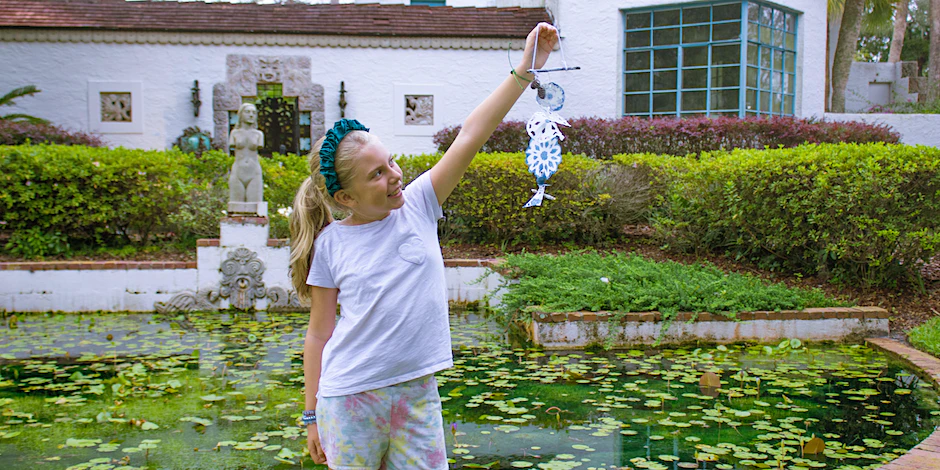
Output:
[0,310,937,470]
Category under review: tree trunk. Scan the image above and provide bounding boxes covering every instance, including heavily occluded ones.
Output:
[831,0,866,113]
[889,0,910,62]
[929,0,940,101]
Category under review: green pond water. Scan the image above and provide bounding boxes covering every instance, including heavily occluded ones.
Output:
[0,310,937,470]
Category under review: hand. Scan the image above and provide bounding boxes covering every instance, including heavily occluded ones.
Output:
[517,22,559,75]
[307,424,327,465]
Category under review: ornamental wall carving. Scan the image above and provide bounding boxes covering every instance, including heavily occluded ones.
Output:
[213,54,325,149]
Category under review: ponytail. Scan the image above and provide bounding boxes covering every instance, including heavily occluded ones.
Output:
[289,131,374,302]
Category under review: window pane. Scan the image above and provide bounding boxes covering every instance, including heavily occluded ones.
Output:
[760,25,772,43]
[746,89,757,110]
[785,74,795,93]
[713,22,741,41]
[773,50,783,70]
[747,66,758,87]
[683,46,708,67]
[785,52,796,73]
[785,33,795,50]
[711,88,739,110]
[683,6,710,24]
[748,22,759,41]
[748,3,759,22]
[683,25,710,44]
[712,44,740,65]
[773,93,783,113]
[760,69,771,89]
[683,68,708,89]
[760,91,770,110]
[774,29,784,47]
[713,3,741,21]
[653,93,677,112]
[654,9,680,27]
[747,43,759,65]
[682,91,707,111]
[784,95,794,114]
[625,72,651,92]
[760,6,773,26]
[625,94,650,114]
[773,72,783,92]
[654,49,678,69]
[785,13,796,32]
[760,48,771,68]
[626,51,651,70]
[627,12,651,30]
[654,28,680,46]
[654,71,678,90]
[773,9,785,30]
[626,30,651,48]
[712,66,740,87]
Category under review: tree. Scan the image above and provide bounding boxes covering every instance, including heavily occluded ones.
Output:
[0,85,48,124]
[929,0,940,101]
[831,0,867,112]
[889,0,910,61]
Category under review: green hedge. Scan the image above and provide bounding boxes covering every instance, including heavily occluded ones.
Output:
[398,152,653,245]
[622,143,940,288]
[0,145,306,256]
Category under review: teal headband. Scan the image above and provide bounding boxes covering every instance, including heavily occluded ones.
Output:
[320,119,370,196]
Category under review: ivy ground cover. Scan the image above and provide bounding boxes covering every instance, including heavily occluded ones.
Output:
[0,311,936,470]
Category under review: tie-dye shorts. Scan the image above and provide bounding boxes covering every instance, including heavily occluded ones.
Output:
[315,374,447,470]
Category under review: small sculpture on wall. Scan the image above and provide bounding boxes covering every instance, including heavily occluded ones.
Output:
[176,126,213,157]
[219,248,267,311]
[404,95,433,125]
[228,103,266,215]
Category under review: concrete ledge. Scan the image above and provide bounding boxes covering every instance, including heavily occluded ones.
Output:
[196,238,289,247]
[531,307,890,348]
[0,261,197,271]
[866,338,940,470]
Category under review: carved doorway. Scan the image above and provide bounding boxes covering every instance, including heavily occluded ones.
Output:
[257,96,298,157]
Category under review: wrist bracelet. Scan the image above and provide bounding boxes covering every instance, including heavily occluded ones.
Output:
[511,69,533,90]
[300,410,317,426]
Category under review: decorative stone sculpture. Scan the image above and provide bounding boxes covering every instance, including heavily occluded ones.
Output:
[228,103,266,215]
[219,247,267,311]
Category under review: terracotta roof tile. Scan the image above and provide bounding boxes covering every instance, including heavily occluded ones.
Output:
[0,0,549,38]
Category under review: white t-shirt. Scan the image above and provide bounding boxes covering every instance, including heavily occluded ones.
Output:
[306,171,453,397]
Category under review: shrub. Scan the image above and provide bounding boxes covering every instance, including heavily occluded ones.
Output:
[0,144,187,247]
[434,116,900,158]
[0,120,104,147]
[630,143,940,288]
[398,152,654,245]
[5,227,70,259]
[496,251,843,325]
[909,316,940,357]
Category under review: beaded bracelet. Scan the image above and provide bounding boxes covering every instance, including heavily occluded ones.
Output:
[300,410,317,426]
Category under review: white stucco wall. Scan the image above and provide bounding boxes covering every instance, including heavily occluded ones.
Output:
[0,0,828,155]
[824,113,940,148]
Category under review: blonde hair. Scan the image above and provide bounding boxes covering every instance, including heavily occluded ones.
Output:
[290,130,374,301]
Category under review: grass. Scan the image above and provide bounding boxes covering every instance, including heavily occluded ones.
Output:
[909,316,940,357]
[496,251,848,324]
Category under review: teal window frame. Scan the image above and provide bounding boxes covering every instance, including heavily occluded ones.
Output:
[411,0,446,6]
[622,1,798,118]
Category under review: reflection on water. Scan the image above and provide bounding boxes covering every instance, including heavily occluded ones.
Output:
[0,310,936,470]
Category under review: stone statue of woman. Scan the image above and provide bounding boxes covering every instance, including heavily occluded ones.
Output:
[228,103,265,214]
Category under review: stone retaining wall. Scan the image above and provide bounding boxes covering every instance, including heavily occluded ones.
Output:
[531,307,890,348]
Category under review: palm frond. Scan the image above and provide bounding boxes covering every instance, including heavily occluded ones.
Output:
[0,85,41,108]
[0,113,49,124]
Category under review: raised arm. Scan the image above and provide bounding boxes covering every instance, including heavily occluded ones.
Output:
[429,22,558,205]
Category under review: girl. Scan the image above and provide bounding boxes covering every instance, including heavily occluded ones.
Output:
[290,22,558,469]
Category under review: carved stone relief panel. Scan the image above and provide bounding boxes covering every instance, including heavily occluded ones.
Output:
[100,93,132,122]
[219,247,267,311]
[214,55,324,148]
[404,95,433,125]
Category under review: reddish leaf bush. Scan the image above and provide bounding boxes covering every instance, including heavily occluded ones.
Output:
[0,120,104,147]
[433,116,900,158]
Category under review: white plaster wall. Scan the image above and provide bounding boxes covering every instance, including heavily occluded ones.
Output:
[824,113,940,148]
[0,265,502,312]
[0,0,828,155]
[554,0,827,119]
[843,62,919,113]
[0,269,198,312]
[0,41,537,156]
